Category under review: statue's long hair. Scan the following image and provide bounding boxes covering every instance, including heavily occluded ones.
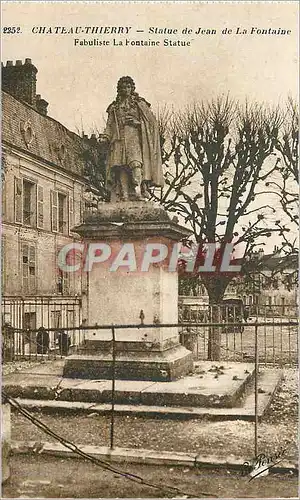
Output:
[107,76,150,110]
[117,76,136,95]
[115,76,140,104]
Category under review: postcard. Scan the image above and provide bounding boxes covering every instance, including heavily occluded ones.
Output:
[1,1,298,499]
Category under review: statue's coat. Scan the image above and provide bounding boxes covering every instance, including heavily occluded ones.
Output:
[103,97,164,188]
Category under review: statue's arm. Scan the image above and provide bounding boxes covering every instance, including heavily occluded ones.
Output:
[99,104,116,141]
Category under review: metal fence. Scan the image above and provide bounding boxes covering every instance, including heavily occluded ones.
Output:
[178,302,298,366]
[1,297,82,361]
[2,317,298,367]
[3,319,299,459]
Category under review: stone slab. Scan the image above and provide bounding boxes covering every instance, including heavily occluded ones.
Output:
[4,362,255,409]
[57,379,155,404]
[140,362,255,408]
[8,370,283,420]
[8,370,283,419]
[13,399,96,412]
[81,336,179,353]
[57,380,110,403]
[62,345,194,381]
[243,369,283,415]
[3,373,62,400]
[11,440,298,473]
[4,363,280,415]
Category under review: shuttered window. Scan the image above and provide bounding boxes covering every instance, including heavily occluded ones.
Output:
[57,269,70,295]
[51,190,68,234]
[69,196,74,233]
[37,186,44,229]
[23,180,37,227]
[22,242,36,294]
[51,190,58,232]
[14,177,23,223]
[58,193,67,233]
[14,177,39,227]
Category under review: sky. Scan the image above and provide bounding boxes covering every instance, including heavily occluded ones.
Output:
[2,1,299,253]
[2,1,298,133]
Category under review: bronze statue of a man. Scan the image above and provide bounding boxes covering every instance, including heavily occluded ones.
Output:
[100,76,164,201]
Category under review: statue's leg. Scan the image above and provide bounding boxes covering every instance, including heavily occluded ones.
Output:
[110,167,121,202]
[141,180,151,199]
[131,161,143,200]
[119,168,130,201]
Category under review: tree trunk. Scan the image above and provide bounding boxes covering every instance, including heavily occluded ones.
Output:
[203,277,229,361]
[207,303,222,361]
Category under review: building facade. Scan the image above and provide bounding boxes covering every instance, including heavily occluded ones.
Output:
[2,59,97,338]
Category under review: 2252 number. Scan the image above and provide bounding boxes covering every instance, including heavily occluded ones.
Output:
[3,27,22,34]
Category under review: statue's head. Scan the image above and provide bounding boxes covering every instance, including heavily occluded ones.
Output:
[117,76,135,98]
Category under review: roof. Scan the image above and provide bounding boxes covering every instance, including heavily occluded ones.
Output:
[2,91,92,178]
[259,253,298,272]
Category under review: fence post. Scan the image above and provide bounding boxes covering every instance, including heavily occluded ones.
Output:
[254,322,259,457]
[110,326,116,450]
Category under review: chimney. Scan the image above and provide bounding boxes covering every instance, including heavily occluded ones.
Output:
[2,58,38,106]
[36,94,49,116]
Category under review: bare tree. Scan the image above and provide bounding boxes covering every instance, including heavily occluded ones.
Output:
[78,133,110,211]
[152,97,288,359]
[266,98,299,254]
[154,97,284,297]
[276,97,299,217]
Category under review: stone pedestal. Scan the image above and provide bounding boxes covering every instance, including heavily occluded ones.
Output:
[63,201,193,381]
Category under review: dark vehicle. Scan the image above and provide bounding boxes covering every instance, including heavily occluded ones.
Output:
[221,298,245,333]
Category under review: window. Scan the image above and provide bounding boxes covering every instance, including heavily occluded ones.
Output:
[37,186,44,228]
[51,190,69,234]
[69,196,74,233]
[57,269,69,295]
[2,177,6,220]
[14,177,43,228]
[67,310,75,328]
[23,312,37,344]
[51,310,62,329]
[14,177,23,223]
[58,193,67,233]
[22,242,36,294]
[23,180,36,226]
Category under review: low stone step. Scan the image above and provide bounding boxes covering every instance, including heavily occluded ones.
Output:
[9,369,282,420]
[4,362,255,409]
[11,440,298,473]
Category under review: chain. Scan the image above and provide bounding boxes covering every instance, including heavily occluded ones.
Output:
[3,391,215,498]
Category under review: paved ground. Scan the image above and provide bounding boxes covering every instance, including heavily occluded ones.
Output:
[3,364,298,498]
[10,369,298,462]
[3,454,298,498]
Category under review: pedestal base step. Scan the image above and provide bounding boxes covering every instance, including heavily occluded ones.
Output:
[7,369,283,421]
[4,362,260,409]
[63,345,193,382]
